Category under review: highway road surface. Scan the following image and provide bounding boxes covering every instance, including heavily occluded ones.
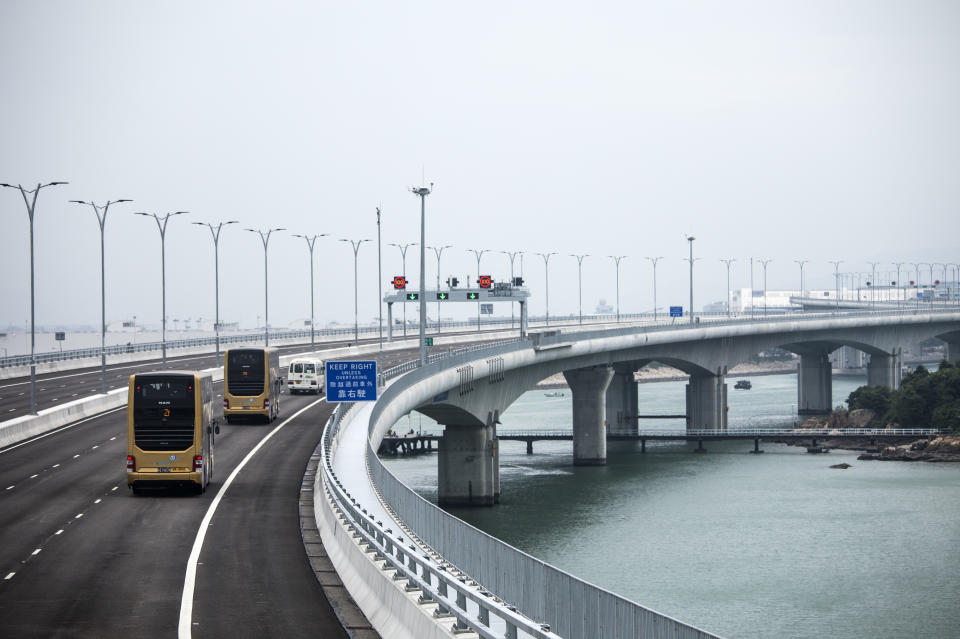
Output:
[0,346,426,638]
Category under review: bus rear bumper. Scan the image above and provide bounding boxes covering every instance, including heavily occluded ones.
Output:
[128,471,202,488]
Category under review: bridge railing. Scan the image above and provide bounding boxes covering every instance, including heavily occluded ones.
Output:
[319,401,564,638]
[368,340,721,639]
[493,428,941,438]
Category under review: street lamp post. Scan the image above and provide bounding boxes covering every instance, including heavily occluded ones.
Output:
[537,252,557,325]
[136,211,187,368]
[829,260,843,310]
[645,256,663,321]
[411,184,432,365]
[570,254,589,324]
[867,261,880,309]
[292,232,329,352]
[2,181,67,414]
[71,198,132,395]
[893,262,905,309]
[338,238,371,345]
[684,236,697,323]
[501,250,521,328]
[389,242,416,338]
[428,244,451,335]
[193,220,239,367]
[467,248,488,332]
[720,258,736,316]
[793,259,808,303]
[246,227,285,346]
[758,259,772,316]
[608,255,626,322]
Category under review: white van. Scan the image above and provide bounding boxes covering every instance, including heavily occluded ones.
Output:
[287,358,324,394]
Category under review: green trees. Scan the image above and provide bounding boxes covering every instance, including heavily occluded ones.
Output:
[848,361,960,432]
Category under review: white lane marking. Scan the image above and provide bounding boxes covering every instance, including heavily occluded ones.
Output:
[52,398,58,401]
[5,486,13,490]
[178,397,326,638]
[94,498,102,504]
[75,513,83,519]
[73,454,80,459]
[18,392,24,396]
[0,407,125,455]
[72,393,78,397]
[52,464,60,468]
[7,409,15,412]
[55,529,63,535]
[92,445,98,449]
[29,474,37,479]
[31,548,41,556]
[111,486,118,491]
[60,384,65,387]
[4,573,14,580]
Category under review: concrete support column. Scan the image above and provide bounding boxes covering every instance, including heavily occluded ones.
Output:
[798,349,833,414]
[867,349,902,390]
[685,374,727,431]
[944,338,960,366]
[605,364,639,436]
[438,423,496,506]
[563,365,615,465]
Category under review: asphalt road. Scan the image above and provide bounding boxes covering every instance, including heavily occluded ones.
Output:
[0,347,422,638]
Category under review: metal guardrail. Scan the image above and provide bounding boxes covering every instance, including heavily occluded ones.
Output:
[320,403,562,638]
[494,428,941,438]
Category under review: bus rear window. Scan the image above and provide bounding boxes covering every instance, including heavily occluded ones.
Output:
[228,350,266,396]
[304,364,315,374]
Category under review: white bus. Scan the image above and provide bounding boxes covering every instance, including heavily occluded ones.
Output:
[287,357,324,394]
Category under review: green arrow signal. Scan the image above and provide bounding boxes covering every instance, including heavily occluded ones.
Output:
[467,292,479,300]
[436,292,449,300]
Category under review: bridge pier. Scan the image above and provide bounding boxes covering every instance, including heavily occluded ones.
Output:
[438,423,498,506]
[867,349,902,390]
[605,364,639,436]
[944,337,960,365]
[750,438,764,454]
[798,349,833,414]
[563,365,615,465]
[685,374,727,431]
[386,302,393,342]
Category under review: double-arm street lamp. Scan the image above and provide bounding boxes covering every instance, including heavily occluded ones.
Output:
[339,238,371,345]
[720,258,736,316]
[427,245,451,335]
[2,181,68,414]
[467,248,488,332]
[72,198,132,394]
[867,261,880,308]
[501,250,522,328]
[537,252,557,325]
[645,256,663,321]
[758,259,772,316]
[793,259,808,303]
[246,227,285,346]
[684,236,697,323]
[389,242,416,338]
[411,184,432,365]
[608,255,627,322]
[570,254,589,324]
[292,232,329,352]
[135,211,187,368]
[829,260,843,309]
[193,220,238,366]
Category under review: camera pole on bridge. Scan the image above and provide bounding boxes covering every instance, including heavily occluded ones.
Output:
[411,183,432,365]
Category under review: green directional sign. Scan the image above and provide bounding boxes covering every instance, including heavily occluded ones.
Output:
[424,337,434,346]
[406,293,419,300]
[467,292,479,300]
[436,292,449,300]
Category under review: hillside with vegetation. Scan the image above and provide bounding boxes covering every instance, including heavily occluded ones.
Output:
[847,361,960,433]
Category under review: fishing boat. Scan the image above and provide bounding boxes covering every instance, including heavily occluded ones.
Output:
[734,380,752,390]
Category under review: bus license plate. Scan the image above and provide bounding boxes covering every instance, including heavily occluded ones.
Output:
[158,467,171,473]
[243,406,250,410]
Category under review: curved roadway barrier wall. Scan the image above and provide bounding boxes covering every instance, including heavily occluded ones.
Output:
[367,341,719,639]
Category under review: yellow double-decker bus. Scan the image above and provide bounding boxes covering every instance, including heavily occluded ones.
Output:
[126,370,217,495]
[223,347,281,423]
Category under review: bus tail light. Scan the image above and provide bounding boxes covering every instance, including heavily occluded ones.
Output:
[194,455,203,472]
[223,399,229,409]
[126,455,135,472]
[264,399,270,410]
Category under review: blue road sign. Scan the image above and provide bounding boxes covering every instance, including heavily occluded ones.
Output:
[669,306,683,318]
[325,360,377,402]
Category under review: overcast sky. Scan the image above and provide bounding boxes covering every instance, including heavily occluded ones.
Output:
[2,1,958,331]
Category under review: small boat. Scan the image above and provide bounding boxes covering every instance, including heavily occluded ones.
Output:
[544,391,565,398]
[734,380,752,390]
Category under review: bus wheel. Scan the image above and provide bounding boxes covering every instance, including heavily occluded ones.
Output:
[194,483,205,495]
[131,485,142,496]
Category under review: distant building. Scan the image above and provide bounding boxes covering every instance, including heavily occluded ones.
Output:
[595,299,613,314]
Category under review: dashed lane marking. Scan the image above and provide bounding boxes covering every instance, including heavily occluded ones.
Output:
[0,407,125,455]
[4,573,14,580]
